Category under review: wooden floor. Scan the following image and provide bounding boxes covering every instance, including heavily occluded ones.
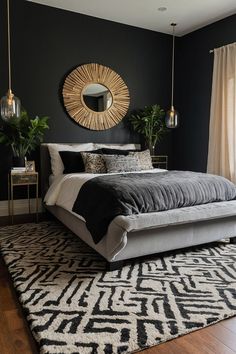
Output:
[0,256,236,354]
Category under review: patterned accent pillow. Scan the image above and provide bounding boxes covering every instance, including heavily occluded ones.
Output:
[81,152,107,173]
[103,155,141,173]
[129,149,153,170]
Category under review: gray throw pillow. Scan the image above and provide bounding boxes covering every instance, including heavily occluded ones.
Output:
[104,155,141,173]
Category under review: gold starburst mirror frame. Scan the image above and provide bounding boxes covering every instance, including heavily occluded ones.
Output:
[62,63,130,130]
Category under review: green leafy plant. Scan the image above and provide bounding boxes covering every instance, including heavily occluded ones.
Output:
[0,110,49,158]
[129,104,167,154]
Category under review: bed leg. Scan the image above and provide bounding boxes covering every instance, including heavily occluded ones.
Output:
[106,260,124,271]
[230,237,236,244]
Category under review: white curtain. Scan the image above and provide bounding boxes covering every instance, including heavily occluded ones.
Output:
[207,42,236,183]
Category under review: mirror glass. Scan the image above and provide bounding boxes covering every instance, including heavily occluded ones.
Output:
[82,84,113,112]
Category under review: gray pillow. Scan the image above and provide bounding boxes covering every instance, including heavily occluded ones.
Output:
[104,154,141,173]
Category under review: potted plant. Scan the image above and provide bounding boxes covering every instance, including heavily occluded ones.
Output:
[0,110,49,166]
[129,104,167,155]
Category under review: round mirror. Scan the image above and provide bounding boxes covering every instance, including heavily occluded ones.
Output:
[63,63,130,130]
[82,84,113,112]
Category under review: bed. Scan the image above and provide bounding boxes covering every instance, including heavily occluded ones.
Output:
[41,143,236,270]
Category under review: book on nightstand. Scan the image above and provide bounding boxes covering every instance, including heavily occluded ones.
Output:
[11,167,26,173]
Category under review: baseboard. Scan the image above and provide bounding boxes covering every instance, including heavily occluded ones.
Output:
[0,198,43,217]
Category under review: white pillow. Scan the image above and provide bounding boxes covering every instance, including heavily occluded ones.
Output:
[48,143,94,176]
[94,143,140,150]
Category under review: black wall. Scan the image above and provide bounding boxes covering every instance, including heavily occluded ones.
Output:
[0,0,172,200]
[174,14,236,172]
[2,0,235,202]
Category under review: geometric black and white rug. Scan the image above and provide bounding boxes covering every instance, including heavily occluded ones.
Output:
[0,221,236,354]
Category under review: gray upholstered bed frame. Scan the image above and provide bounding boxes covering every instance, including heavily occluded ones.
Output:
[40,144,236,270]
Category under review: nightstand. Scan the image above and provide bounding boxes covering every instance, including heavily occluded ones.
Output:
[151,155,168,169]
[8,171,39,223]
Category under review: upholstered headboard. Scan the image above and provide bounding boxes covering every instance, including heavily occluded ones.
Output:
[40,143,141,199]
[40,143,52,199]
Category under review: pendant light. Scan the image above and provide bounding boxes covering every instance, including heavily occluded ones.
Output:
[165,23,179,128]
[0,0,21,121]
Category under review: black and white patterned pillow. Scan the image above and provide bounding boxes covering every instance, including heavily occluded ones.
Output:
[81,152,106,173]
[129,149,153,170]
[103,154,141,173]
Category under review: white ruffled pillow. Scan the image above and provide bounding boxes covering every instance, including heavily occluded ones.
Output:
[48,143,94,176]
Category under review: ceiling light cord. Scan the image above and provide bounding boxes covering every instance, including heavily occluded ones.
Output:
[7,0,12,92]
[165,23,179,129]
[0,0,21,120]
[171,23,176,109]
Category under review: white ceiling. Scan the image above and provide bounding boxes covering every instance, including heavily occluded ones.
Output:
[27,0,236,36]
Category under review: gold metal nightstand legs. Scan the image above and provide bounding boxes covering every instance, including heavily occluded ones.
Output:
[8,172,39,224]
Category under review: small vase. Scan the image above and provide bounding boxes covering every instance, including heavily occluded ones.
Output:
[12,156,26,167]
[147,143,156,156]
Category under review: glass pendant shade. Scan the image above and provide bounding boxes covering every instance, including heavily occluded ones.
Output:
[165,106,179,128]
[0,90,21,121]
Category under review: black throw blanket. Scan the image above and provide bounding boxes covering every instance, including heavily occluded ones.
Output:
[72,171,236,244]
